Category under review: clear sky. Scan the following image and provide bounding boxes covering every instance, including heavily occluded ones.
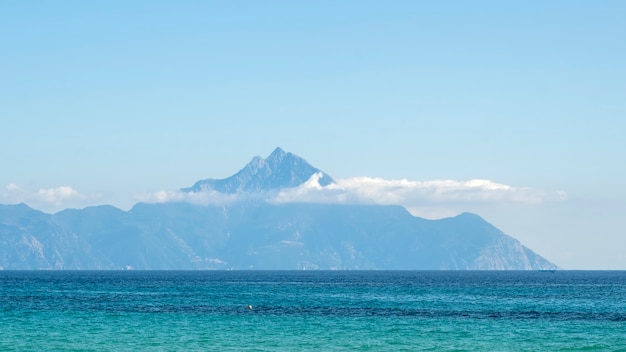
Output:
[1,1,625,269]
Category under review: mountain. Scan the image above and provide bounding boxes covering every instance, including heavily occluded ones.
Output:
[181,147,334,193]
[0,148,559,270]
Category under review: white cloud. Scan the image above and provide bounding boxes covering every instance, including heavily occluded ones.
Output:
[6,183,21,192]
[37,186,83,205]
[134,189,241,206]
[266,175,567,219]
[269,175,561,206]
[2,184,102,212]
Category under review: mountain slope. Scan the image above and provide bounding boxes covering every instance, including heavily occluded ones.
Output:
[0,202,558,270]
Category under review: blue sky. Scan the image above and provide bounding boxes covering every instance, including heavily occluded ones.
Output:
[1,1,625,269]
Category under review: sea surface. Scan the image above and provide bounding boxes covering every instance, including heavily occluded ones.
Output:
[1,271,625,351]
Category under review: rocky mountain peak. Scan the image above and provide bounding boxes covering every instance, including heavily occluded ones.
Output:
[181,147,335,194]
[267,147,286,161]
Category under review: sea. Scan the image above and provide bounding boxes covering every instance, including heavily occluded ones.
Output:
[1,271,624,351]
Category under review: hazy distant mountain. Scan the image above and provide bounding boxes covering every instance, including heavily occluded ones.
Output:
[0,148,558,270]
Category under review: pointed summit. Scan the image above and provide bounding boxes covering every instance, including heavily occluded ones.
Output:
[182,147,334,194]
[268,147,286,160]
[266,147,287,169]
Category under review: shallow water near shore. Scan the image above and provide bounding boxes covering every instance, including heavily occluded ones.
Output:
[1,270,625,351]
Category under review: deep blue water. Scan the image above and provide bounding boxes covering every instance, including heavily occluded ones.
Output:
[1,271,625,351]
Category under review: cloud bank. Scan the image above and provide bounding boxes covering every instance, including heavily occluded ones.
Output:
[270,173,565,204]
[135,172,566,219]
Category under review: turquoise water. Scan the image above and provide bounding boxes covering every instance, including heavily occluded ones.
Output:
[1,271,625,351]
